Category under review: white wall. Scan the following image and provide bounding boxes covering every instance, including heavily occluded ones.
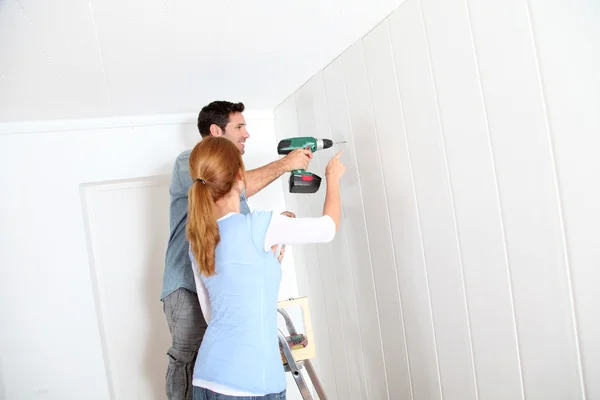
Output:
[273,0,600,399]
[0,112,303,400]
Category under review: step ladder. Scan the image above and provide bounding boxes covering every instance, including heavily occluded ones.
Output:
[277,297,328,400]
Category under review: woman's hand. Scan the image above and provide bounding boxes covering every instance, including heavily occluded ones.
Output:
[325,151,346,182]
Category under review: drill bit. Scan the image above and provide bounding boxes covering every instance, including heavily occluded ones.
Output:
[334,141,347,144]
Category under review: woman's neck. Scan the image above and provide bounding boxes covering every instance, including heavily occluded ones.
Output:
[214,190,241,219]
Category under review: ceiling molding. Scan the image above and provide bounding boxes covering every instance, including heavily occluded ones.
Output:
[0,110,274,135]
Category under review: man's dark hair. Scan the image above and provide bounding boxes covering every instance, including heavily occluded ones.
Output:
[197,101,245,137]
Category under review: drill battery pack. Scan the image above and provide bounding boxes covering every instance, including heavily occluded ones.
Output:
[290,171,322,194]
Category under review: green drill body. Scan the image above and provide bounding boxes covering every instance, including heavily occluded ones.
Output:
[276,136,342,193]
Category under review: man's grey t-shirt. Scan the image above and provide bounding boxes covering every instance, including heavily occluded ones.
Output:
[161,149,251,300]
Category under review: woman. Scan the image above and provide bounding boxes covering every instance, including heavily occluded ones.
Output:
[185,136,345,400]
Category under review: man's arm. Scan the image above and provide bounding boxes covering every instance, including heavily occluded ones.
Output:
[244,148,312,197]
[244,159,287,198]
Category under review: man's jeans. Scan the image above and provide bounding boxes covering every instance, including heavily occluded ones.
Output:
[194,387,287,400]
[164,288,207,400]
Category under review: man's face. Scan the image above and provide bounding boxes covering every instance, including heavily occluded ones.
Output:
[214,112,250,154]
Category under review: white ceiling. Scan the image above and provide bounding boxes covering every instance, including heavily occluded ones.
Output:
[0,0,403,122]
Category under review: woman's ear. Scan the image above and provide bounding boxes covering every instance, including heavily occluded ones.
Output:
[236,169,246,191]
[236,169,245,182]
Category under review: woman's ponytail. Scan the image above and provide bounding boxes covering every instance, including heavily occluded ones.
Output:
[187,179,219,276]
[186,136,246,278]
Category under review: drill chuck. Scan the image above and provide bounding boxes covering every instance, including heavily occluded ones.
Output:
[318,138,333,150]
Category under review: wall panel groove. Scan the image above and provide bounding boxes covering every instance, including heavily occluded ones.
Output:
[384,15,436,400]
[292,92,330,388]
[310,75,354,400]
[418,1,479,399]
[384,11,442,398]
[339,46,389,400]
[295,82,341,400]
[461,0,526,397]
[389,1,478,398]
[523,1,586,397]
[524,0,600,397]
[362,25,416,400]
[322,64,370,399]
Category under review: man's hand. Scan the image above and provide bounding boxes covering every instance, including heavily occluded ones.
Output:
[280,211,296,218]
[275,246,285,263]
[281,148,312,172]
[272,211,296,262]
[244,148,311,198]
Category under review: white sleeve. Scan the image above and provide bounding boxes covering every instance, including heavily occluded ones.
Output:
[263,213,336,252]
[190,254,211,323]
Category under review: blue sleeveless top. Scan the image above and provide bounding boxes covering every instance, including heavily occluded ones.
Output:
[192,211,286,394]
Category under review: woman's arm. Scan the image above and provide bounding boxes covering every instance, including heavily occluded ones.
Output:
[322,179,341,230]
[263,213,336,251]
[263,151,346,250]
[322,150,344,230]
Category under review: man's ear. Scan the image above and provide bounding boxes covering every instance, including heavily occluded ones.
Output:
[209,124,222,137]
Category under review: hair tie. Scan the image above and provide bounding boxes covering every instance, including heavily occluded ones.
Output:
[196,178,206,185]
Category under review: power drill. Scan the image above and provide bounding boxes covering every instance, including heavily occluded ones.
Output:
[277,136,343,193]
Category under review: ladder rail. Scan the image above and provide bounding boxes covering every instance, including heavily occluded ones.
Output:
[277,307,328,400]
[278,329,313,399]
[304,359,327,400]
[277,307,298,335]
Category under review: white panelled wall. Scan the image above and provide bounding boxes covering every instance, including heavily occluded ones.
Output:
[274,0,599,399]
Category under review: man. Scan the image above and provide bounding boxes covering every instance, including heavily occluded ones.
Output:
[161,100,311,400]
